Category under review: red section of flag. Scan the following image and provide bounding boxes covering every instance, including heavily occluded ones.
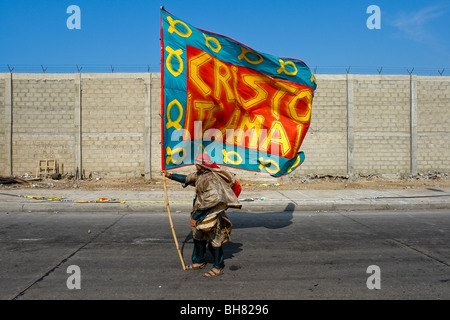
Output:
[184,46,312,160]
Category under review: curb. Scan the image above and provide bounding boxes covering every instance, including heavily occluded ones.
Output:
[2,198,449,213]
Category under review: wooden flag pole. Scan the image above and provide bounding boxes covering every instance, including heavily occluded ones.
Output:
[162,173,186,270]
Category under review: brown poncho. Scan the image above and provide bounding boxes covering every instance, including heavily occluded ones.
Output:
[184,165,242,212]
[185,165,241,242]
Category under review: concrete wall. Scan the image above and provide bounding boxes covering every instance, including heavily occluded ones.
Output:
[417,77,450,173]
[352,75,411,175]
[0,75,8,176]
[10,74,77,177]
[1,73,449,181]
[299,75,348,176]
[80,74,150,178]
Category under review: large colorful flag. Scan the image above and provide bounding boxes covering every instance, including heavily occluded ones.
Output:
[161,8,317,177]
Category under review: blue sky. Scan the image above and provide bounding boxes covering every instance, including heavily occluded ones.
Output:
[0,0,449,75]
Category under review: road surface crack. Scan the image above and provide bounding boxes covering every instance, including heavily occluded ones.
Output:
[338,212,450,269]
[11,214,127,300]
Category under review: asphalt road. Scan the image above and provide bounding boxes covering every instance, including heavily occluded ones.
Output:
[0,207,449,301]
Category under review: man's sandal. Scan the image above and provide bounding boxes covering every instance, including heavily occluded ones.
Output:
[203,268,224,277]
[185,262,206,270]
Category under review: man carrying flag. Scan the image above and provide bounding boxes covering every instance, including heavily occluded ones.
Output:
[162,153,241,277]
[160,7,316,274]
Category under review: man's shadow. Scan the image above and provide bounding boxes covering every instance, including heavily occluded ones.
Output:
[228,202,295,230]
[181,202,295,264]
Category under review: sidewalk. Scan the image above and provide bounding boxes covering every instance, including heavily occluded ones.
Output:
[1,185,449,213]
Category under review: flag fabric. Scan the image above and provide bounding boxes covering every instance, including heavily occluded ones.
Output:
[161,8,317,177]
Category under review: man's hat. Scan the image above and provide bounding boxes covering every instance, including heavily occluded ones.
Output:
[194,153,219,169]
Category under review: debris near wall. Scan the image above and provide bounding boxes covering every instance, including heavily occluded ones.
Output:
[0,176,40,185]
[415,171,449,180]
[285,171,450,191]
[291,171,449,184]
[1,171,449,191]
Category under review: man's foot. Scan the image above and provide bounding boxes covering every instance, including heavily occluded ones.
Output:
[203,268,224,277]
[185,262,206,270]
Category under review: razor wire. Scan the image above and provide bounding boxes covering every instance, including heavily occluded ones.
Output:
[0,64,447,76]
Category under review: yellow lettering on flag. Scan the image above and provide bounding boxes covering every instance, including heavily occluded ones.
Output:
[214,59,235,102]
[189,51,212,96]
[259,121,291,157]
[270,80,298,119]
[233,112,265,149]
[240,75,269,110]
[287,89,312,122]
[193,100,223,131]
